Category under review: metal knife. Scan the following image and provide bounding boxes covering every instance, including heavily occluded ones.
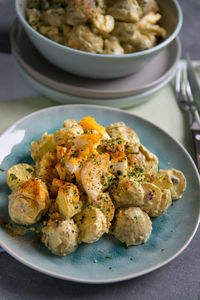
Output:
[186,54,200,113]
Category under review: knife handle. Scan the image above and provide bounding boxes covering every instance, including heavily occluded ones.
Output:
[192,129,200,173]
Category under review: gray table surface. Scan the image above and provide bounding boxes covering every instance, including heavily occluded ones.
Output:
[0,1,200,300]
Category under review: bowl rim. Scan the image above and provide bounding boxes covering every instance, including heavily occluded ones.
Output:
[15,0,183,59]
[10,19,181,99]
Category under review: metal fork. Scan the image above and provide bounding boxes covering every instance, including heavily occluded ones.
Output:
[175,64,200,172]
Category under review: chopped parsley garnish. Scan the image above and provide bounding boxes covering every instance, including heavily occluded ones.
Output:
[26,168,33,173]
[125,151,139,155]
[10,173,18,180]
[105,256,112,259]
[0,168,5,172]
[117,170,122,176]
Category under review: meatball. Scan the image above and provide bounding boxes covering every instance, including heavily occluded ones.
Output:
[110,177,144,208]
[41,218,79,256]
[75,206,107,243]
[112,207,152,246]
[8,178,50,225]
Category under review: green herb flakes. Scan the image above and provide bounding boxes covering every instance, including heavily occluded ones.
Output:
[10,173,18,180]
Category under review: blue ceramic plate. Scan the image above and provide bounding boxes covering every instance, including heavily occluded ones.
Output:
[0,105,199,283]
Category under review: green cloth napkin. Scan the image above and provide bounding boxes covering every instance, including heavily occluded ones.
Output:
[0,80,192,155]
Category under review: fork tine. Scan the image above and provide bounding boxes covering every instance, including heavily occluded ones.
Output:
[175,65,182,94]
[181,66,188,100]
[185,74,194,103]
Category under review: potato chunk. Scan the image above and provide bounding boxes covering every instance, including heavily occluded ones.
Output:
[42,8,65,27]
[53,120,83,147]
[36,151,58,187]
[41,219,79,256]
[92,12,115,33]
[110,177,144,208]
[127,144,158,177]
[26,8,41,27]
[159,168,187,200]
[65,0,96,26]
[75,206,107,243]
[91,192,115,228]
[140,182,172,217]
[56,182,83,219]
[104,36,124,55]
[112,207,152,246]
[106,122,140,152]
[31,132,56,161]
[107,0,142,23]
[7,163,35,191]
[137,0,159,15]
[8,178,50,225]
[67,25,104,53]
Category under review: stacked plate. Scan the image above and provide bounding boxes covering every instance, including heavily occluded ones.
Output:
[10,19,181,108]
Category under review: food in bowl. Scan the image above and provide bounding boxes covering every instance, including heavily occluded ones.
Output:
[6,116,186,256]
[25,0,167,54]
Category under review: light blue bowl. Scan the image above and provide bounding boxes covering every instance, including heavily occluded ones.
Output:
[15,0,183,79]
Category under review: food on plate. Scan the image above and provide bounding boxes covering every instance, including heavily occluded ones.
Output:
[140,182,172,217]
[25,0,167,54]
[8,178,50,225]
[6,163,35,191]
[6,116,186,256]
[41,218,79,256]
[112,207,152,246]
[74,205,108,243]
[159,168,187,200]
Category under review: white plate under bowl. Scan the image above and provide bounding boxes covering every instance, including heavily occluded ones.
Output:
[11,19,181,100]
[14,57,177,109]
